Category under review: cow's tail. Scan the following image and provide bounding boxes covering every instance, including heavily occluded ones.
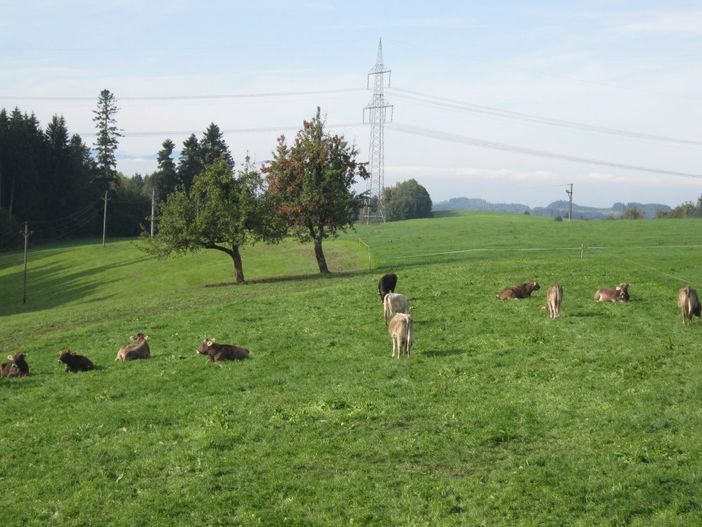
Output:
[405,315,414,356]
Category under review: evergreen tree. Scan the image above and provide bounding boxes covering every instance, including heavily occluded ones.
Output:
[199,123,234,168]
[154,139,178,201]
[263,108,369,274]
[177,133,202,193]
[92,89,122,189]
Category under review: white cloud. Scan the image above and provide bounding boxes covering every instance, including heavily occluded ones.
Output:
[611,10,702,36]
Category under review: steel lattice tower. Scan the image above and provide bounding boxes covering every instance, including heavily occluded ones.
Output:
[363,39,393,223]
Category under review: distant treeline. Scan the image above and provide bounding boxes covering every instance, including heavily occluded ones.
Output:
[0,106,245,251]
[433,196,702,220]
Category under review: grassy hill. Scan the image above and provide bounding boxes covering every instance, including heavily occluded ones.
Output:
[1,213,702,526]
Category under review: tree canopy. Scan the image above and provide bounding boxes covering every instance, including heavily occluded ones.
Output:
[382,179,432,221]
[146,159,278,283]
[263,108,369,273]
[92,89,123,189]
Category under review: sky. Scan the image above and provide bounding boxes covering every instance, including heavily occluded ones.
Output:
[1,0,701,208]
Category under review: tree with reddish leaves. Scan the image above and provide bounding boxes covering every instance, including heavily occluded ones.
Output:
[263,109,369,273]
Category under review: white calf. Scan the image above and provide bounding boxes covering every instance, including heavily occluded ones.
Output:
[383,292,409,324]
[388,313,413,358]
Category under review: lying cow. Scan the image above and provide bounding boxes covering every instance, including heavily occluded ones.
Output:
[383,292,409,324]
[546,283,564,319]
[594,283,629,303]
[496,281,540,300]
[388,313,414,358]
[378,272,398,302]
[677,286,701,325]
[196,339,250,362]
[59,349,94,372]
[115,332,151,361]
[1,353,29,378]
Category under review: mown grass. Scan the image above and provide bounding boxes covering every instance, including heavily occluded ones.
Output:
[1,213,701,526]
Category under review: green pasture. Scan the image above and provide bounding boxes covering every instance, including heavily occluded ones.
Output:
[1,212,701,526]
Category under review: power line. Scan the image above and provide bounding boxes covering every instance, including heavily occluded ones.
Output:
[0,88,365,102]
[78,122,365,138]
[389,87,702,149]
[389,123,702,180]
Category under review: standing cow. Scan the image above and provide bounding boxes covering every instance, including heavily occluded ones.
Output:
[383,292,409,324]
[378,272,398,302]
[677,286,701,325]
[545,284,564,319]
[388,313,413,358]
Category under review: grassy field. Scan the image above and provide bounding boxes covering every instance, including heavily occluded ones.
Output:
[1,212,702,526]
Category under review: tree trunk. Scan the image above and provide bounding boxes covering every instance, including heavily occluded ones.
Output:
[230,245,245,284]
[314,235,329,274]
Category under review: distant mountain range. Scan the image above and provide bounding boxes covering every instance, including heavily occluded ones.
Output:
[432,197,672,220]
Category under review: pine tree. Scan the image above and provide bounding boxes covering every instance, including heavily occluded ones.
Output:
[92,89,123,189]
[199,123,234,168]
[155,139,178,201]
[177,134,202,193]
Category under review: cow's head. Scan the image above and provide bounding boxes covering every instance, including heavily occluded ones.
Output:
[58,349,74,363]
[196,339,216,355]
[10,353,29,374]
[129,333,148,342]
[530,281,541,291]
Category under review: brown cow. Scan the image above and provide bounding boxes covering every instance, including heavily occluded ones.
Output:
[677,286,701,325]
[59,349,94,372]
[1,353,29,377]
[196,339,250,362]
[115,333,150,361]
[496,281,540,300]
[545,284,564,319]
[388,313,414,358]
[594,283,629,303]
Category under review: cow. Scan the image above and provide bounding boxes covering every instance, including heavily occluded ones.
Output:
[594,283,630,303]
[1,353,29,378]
[383,292,409,324]
[546,284,564,319]
[115,332,151,361]
[388,313,414,358]
[677,286,701,325]
[496,281,540,300]
[378,272,398,302]
[196,339,250,362]
[58,349,94,372]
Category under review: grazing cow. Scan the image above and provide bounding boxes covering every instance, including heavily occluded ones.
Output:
[58,349,94,372]
[594,283,630,303]
[496,281,540,300]
[677,286,701,325]
[546,284,564,319]
[1,353,29,378]
[378,272,398,302]
[196,339,250,362]
[115,332,151,361]
[388,313,414,358]
[383,292,409,324]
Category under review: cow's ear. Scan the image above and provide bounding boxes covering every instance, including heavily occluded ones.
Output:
[144,335,149,341]
[7,354,13,360]
[206,340,214,346]
[615,286,621,291]
[211,338,216,343]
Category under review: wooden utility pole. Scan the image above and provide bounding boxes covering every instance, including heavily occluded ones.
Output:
[102,190,109,246]
[22,221,30,304]
[566,184,573,222]
[150,187,155,238]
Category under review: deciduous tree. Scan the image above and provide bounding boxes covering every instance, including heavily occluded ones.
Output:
[263,109,369,273]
